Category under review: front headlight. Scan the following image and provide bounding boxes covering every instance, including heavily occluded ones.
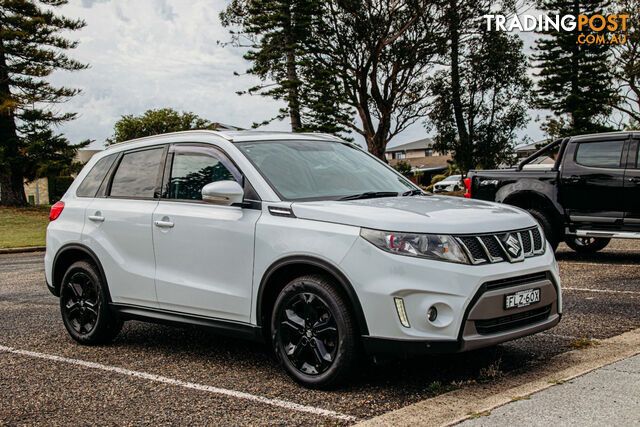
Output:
[360,228,470,264]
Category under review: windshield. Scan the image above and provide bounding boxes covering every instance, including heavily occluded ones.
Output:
[236,140,417,201]
[441,175,460,182]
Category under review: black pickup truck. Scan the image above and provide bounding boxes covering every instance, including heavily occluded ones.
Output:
[465,131,640,252]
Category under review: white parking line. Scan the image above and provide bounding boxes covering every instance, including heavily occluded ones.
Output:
[560,261,640,268]
[0,345,356,422]
[563,287,640,295]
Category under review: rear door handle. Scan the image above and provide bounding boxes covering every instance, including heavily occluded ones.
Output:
[628,177,640,183]
[154,220,174,228]
[88,215,105,222]
[566,175,583,184]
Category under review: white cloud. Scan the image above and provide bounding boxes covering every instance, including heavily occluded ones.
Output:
[49,0,544,150]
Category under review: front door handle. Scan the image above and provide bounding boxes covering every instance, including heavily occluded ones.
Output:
[154,220,174,228]
[628,177,640,184]
[566,175,583,184]
[88,215,105,222]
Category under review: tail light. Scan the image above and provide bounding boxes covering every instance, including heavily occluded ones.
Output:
[49,201,65,221]
[464,177,471,198]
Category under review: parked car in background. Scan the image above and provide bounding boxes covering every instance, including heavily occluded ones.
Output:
[46,130,561,388]
[466,131,640,253]
[433,174,462,193]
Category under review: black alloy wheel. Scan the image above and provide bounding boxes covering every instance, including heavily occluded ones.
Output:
[565,236,611,253]
[272,275,357,388]
[279,292,338,375]
[60,261,122,345]
[61,270,99,335]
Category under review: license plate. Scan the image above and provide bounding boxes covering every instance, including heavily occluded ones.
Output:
[505,288,540,309]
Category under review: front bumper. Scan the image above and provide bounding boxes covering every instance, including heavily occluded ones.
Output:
[339,238,562,355]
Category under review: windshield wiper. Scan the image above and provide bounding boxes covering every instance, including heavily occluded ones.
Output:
[402,189,424,196]
[338,191,399,201]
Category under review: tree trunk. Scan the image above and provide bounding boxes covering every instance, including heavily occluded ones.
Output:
[0,35,27,206]
[283,5,302,132]
[448,0,472,172]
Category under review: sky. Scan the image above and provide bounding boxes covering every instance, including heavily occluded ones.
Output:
[48,0,547,150]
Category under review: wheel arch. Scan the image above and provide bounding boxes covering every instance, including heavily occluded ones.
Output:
[256,255,369,340]
[52,243,111,301]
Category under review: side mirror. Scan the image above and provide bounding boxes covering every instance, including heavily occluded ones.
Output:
[201,180,244,206]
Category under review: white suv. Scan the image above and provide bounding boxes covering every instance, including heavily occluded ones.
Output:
[45,131,561,388]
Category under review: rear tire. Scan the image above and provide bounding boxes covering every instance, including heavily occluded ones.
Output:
[526,208,559,251]
[60,261,122,345]
[271,275,358,389]
[565,236,610,253]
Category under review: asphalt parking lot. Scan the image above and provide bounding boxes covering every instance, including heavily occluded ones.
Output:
[1,241,639,425]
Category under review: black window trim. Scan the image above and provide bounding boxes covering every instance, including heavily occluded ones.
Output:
[104,145,169,201]
[573,138,627,170]
[159,142,262,209]
[75,152,118,198]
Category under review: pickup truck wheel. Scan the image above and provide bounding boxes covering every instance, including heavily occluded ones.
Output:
[565,237,610,253]
[526,208,559,251]
[271,275,357,389]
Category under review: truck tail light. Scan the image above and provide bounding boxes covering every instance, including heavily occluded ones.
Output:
[49,201,65,221]
[464,177,471,198]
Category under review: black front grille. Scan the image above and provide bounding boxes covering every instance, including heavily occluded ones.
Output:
[521,231,532,254]
[456,226,544,265]
[532,228,543,251]
[459,236,486,261]
[480,236,504,259]
[484,271,549,291]
[475,305,552,335]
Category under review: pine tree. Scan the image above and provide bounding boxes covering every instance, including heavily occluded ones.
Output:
[0,0,87,206]
[220,0,350,135]
[428,1,532,172]
[534,0,616,136]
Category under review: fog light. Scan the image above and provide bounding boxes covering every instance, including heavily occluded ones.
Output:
[394,297,410,328]
[427,306,438,322]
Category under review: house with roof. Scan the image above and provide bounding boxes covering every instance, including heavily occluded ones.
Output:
[385,137,452,185]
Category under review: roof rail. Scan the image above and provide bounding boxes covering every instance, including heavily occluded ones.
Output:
[104,130,233,151]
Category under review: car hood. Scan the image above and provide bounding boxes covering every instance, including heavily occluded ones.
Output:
[291,195,536,234]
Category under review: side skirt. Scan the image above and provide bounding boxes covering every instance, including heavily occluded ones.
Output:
[111,303,264,343]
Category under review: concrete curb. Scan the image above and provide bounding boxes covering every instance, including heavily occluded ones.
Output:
[357,328,640,426]
[0,246,46,254]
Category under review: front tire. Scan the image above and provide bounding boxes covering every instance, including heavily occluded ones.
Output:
[565,236,610,253]
[60,261,122,345]
[527,208,559,251]
[271,275,357,389]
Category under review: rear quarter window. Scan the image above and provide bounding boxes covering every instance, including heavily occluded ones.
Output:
[575,140,624,168]
[76,154,117,198]
[109,147,164,198]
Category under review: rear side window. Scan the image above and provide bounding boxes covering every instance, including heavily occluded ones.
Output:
[76,154,117,198]
[169,152,238,201]
[110,148,164,198]
[575,140,624,168]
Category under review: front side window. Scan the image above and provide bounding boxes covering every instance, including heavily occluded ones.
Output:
[76,154,117,198]
[168,151,238,201]
[237,140,415,200]
[575,140,624,168]
[110,148,164,198]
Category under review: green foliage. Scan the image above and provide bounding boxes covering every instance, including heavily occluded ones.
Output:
[534,0,616,137]
[431,174,447,185]
[610,0,639,126]
[106,108,221,145]
[428,2,530,173]
[0,0,88,206]
[220,0,351,135]
[222,0,446,159]
[393,160,413,176]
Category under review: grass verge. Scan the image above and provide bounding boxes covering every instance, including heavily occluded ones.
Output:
[0,206,50,248]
